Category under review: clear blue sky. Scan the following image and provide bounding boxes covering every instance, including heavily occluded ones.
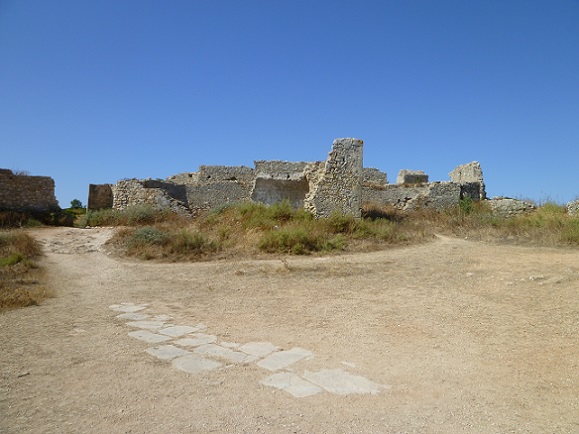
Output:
[1,0,578,207]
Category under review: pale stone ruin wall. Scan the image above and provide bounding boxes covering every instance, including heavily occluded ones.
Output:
[251,161,313,208]
[304,138,364,217]
[0,169,59,212]
[449,161,486,200]
[567,200,579,216]
[88,139,506,217]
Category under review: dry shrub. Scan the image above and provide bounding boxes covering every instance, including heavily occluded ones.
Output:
[0,230,51,310]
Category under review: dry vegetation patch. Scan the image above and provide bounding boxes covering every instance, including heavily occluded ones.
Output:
[0,230,51,310]
[99,200,579,262]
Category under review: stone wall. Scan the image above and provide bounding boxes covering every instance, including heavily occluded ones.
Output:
[87,184,113,210]
[0,169,59,212]
[449,161,486,200]
[94,139,489,218]
[111,179,191,215]
[364,182,460,211]
[304,138,364,218]
[567,200,579,216]
[251,161,316,208]
[488,197,536,217]
[396,169,428,185]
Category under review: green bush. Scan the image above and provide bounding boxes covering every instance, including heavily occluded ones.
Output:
[131,227,168,245]
[0,253,26,267]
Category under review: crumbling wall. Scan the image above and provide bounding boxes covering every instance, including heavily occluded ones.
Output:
[396,169,428,185]
[488,197,536,217]
[111,179,190,215]
[97,140,488,217]
[0,169,59,211]
[251,161,313,208]
[186,183,251,212]
[87,184,113,210]
[567,200,579,216]
[364,182,460,211]
[449,161,486,200]
[304,138,364,218]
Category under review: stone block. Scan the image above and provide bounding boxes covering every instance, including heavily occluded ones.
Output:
[396,170,428,185]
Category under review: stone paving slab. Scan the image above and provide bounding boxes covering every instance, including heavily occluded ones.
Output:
[158,325,200,337]
[257,347,313,371]
[128,330,173,344]
[110,304,148,313]
[116,312,150,321]
[146,345,192,361]
[260,372,323,398]
[238,342,279,358]
[174,333,217,347]
[126,320,168,330]
[302,369,384,395]
[194,344,258,364]
[112,303,386,399]
[172,354,223,374]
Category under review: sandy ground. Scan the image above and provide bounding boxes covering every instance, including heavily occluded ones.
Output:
[1,227,578,434]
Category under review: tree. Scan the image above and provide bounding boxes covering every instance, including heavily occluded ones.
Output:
[70,199,84,209]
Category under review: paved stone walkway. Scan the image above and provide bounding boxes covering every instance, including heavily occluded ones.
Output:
[110,302,386,398]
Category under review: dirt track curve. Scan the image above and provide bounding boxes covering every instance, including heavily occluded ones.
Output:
[1,227,578,433]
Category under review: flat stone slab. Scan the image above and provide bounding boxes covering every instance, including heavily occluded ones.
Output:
[172,354,223,374]
[174,334,218,347]
[238,342,279,358]
[302,369,384,395]
[126,320,167,330]
[260,372,322,398]
[257,347,313,371]
[152,314,172,321]
[128,330,173,344]
[110,304,148,313]
[194,344,258,364]
[146,345,191,361]
[116,312,150,321]
[159,325,202,337]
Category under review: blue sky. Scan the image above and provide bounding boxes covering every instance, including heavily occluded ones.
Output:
[1,0,578,207]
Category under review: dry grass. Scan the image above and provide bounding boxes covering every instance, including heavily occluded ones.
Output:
[0,230,52,310]
[105,200,579,262]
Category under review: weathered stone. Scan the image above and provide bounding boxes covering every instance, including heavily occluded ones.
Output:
[489,197,536,217]
[304,138,364,218]
[0,169,59,212]
[567,200,579,216]
[449,161,486,200]
[396,170,428,185]
[87,184,113,210]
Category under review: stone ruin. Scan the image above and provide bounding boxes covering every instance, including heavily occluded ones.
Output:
[0,169,59,212]
[88,138,491,218]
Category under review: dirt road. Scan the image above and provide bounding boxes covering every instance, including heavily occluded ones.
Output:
[1,227,578,433]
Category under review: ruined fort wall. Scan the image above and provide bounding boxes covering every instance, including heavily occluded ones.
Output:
[0,169,59,211]
[362,182,460,211]
[304,138,364,217]
[88,184,113,210]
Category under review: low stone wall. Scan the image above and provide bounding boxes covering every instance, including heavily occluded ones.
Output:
[488,197,536,217]
[364,182,460,211]
[0,169,59,212]
[111,180,191,215]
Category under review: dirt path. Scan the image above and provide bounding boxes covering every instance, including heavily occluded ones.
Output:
[1,227,578,433]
